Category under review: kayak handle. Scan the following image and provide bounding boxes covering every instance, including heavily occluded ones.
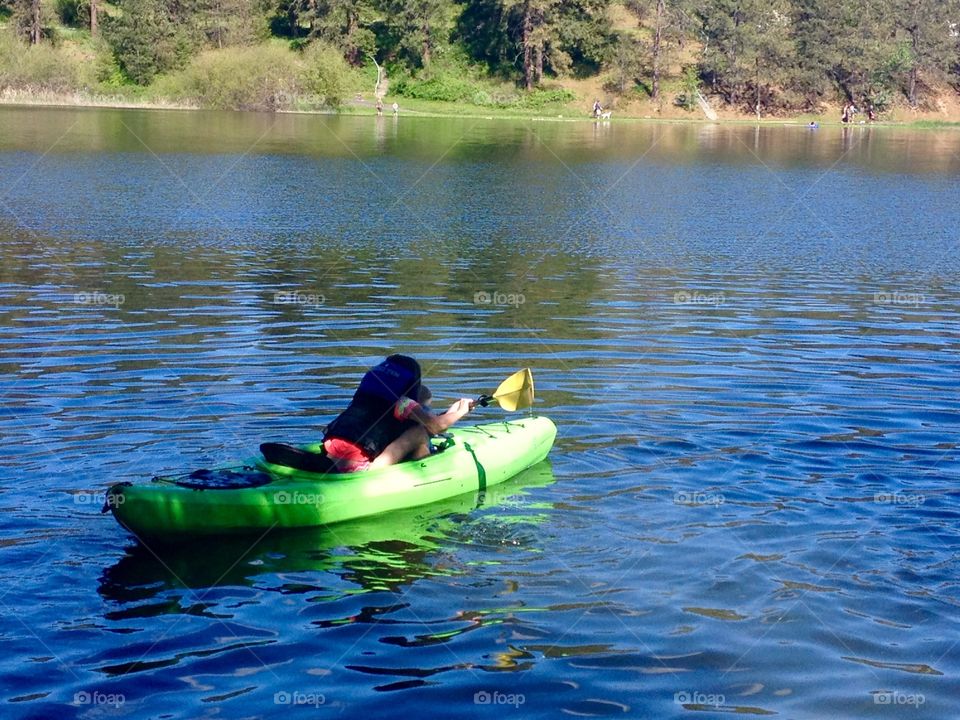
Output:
[476,394,493,408]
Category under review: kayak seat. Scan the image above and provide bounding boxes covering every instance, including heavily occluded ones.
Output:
[260,442,338,474]
[174,467,274,490]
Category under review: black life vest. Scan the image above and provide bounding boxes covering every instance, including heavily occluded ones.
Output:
[323,355,422,458]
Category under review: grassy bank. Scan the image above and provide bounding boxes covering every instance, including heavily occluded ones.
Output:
[2,25,960,127]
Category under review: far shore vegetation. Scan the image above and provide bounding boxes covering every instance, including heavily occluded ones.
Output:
[1,0,959,124]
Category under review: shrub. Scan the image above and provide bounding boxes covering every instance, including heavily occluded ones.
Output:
[0,31,83,92]
[674,65,700,111]
[162,45,300,111]
[393,72,477,102]
[516,87,576,108]
[298,42,352,109]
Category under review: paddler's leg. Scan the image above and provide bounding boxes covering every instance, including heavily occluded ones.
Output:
[368,425,431,469]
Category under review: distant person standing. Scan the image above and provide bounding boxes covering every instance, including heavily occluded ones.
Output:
[376,98,383,116]
[592,99,602,118]
[392,102,399,115]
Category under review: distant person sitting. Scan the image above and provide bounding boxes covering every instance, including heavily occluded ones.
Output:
[322,355,473,471]
[261,356,473,473]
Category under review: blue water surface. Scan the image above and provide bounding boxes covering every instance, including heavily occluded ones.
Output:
[0,108,959,718]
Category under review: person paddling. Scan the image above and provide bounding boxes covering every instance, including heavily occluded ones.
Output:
[321,355,474,472]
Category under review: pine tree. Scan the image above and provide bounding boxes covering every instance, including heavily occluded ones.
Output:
[699,0,794,116]
[104,0,190,83]
[378,0,449,68]
[308,0,379,64]
[457,0,609,88]
[626,0,700,100]
[791,0,894,105]
[892,0,960,106]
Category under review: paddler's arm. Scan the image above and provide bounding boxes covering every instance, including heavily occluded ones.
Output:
[409,398,474,435]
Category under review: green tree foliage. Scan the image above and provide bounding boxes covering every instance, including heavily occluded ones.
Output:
[376,0,449,67]
[192,0,268,49]
[6,0,960,112]
[104,0,193,83]
[626,0,699,100]
[700,0,794,115]
[456,0,610,88]
[306,0,378,64]
[8,0,45,43]
[891,0,960,106]
[791,0,894,105]
[605,31,643,94]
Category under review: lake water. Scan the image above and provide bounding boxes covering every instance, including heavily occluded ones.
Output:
[1,107,959,718]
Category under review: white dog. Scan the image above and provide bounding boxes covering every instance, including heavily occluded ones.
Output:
[600,110,612,120]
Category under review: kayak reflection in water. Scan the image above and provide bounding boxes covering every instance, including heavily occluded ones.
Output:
[321,355,475,472]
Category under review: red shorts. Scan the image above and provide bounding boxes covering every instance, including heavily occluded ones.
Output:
[323,438,373,473]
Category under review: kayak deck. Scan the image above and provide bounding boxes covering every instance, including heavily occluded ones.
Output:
[107,417,556,539]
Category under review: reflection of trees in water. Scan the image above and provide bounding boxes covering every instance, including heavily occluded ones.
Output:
[3,108,959,172]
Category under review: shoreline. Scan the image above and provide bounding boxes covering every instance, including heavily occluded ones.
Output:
[2,92,959,129]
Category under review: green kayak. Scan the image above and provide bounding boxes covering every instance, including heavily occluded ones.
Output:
[106,416,556,540]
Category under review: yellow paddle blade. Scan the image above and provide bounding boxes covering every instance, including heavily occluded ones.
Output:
[492,368,534,412]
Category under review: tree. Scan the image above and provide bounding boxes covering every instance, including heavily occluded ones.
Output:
[516,0,550,89]
[377,0,448,68]
[626,0,699,100]
[699,0,794,116]
[29,0,41,43]
[8,0,44,43]
[307,0,378,64]
[104,0,191,83]
[791,0,894,106]
[606,31,643,94]
[192,0,265,49]
[456,0,609,88]
[892,0,960,106]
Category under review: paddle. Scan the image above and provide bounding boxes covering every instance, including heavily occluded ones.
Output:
[476,368,534,412]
